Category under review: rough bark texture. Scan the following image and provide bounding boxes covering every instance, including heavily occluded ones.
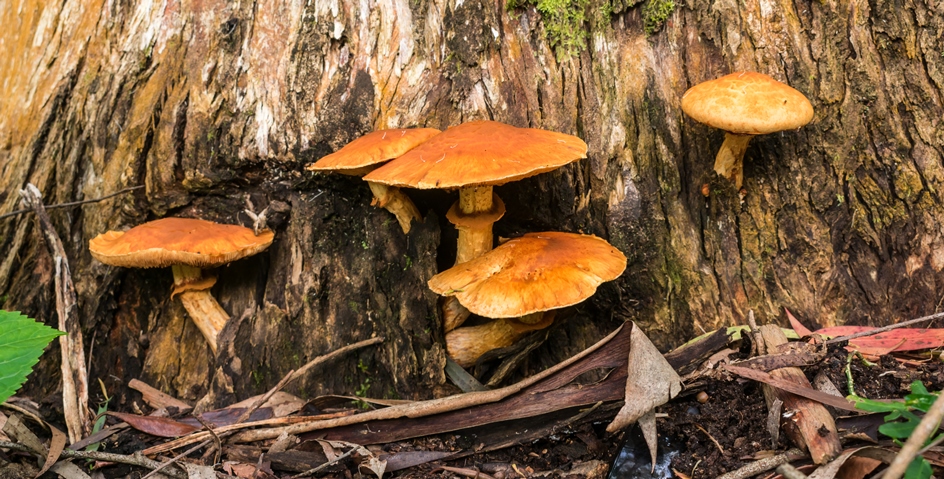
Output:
[1,0,942,407]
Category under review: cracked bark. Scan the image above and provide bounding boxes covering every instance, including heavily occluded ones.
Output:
[0,0,941,405]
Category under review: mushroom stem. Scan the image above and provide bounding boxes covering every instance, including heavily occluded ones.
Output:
[446,313,554,367]
[171,265,229,353]
[442,296,472,333]
[451,186,505,265]
[714,133,754,189]
[367,181,422,234]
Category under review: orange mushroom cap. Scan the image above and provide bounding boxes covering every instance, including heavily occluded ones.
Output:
[306,128,441,173]
[362,120,588,189]
[89,217,275,269]
[428,231,626,318]
[681,71,813,135]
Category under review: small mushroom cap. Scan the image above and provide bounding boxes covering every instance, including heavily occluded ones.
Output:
[362,120,588,189]
[89,217,275,269]
[306,128,441,173]
[681,71,814,135]
[428,231,627,318]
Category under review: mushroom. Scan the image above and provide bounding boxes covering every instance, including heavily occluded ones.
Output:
[363,121,588,265]
[89,217,274,353]
[363,121,587,331]
[428,231,627,366]
[306,128,441,233]
[681,71,814,188]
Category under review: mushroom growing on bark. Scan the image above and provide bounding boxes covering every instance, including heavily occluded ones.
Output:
[89,217,274,353]
[363,121,588,331]
[681,71,814,188]
[306,128,440,233]
[428,231,627,367]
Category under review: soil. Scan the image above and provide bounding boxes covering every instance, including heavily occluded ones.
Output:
[6,344,944,479]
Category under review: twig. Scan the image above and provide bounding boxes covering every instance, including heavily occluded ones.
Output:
[879,388,944,479]
[748,310,765,356]
[140,441,207,479]
[192,414,222,465]
[715,449,804,479]
[0,440,188,479]
[775,463,809,479]
[694,424,724,455]
[0,185,143,220]
[18,184,89,443]
[825,311,944,344]
[289,447,356,479]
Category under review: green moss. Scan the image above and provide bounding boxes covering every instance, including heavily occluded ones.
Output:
[642,0,674,35]
[507,0,595,61]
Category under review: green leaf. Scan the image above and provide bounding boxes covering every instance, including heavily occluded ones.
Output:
[0,310,65,404]
[879,420,921,439]
[852,396,908,413]
[904,457,932,479]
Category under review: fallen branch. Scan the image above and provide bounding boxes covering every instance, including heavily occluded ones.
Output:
[0,440,188,479]
[18,184,89,443]
[714,449,804,479]
[145,326,625,454]
[825,311,944,345]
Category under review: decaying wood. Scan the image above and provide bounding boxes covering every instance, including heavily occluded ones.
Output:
[17,184,89,444]
[756,325,841,464]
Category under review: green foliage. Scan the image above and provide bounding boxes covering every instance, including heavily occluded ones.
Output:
[0,310,65,405]
[642,0,675,35]
[852,381,940,479]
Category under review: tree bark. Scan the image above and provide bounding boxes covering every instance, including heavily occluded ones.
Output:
[1,0,941,406]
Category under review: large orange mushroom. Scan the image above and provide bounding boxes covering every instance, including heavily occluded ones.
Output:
[89,217,274,353]
[363,121,588,265]
[307,128,440,233]
[681,71,814,188]
[428,231,627,367]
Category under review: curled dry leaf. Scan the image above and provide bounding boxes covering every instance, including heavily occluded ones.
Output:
[105,411,200,437]
[317,440,387,478]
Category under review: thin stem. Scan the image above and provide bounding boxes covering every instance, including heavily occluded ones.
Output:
[0,186,143,221]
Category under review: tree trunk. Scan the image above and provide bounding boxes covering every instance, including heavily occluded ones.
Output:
[1,0,941,407]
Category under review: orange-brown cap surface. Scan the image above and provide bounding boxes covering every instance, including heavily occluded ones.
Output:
[362,121,588,189]
[306,128,441,172]
[681,71,814,135]
[89,217,275,268]
[428,231,626,318]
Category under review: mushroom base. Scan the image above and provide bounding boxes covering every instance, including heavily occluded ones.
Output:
[171,264,230,353]
[445,312,554,367]
[714,132,754,188]
[448,188,506,265]
[442,296,472,332]
[368,181,422,234]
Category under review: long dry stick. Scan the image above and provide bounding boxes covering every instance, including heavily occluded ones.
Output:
[19,184,89,443]
[145,325,624,455]
[0,440,188,479]
[0,186,143,220]
[714,449,804,479]
[824,311,944,344]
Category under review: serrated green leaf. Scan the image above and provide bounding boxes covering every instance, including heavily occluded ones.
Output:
[0,310,65,404]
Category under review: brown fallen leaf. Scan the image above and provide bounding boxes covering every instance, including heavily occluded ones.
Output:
[105,411,200,437]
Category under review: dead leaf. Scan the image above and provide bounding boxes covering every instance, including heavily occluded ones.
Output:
[382,451,456,472]
[316,440,386,478]
[723,365,858,411]
[35,423,66,478]
[223,461,263,478]
[49,461,92,479]
[106,411,200,437]
[606,322,682,432]
[230,391,305,418]
[785,308,813,337]
[807,447,891,479]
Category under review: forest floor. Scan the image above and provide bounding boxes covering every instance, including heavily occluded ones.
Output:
[3,324,944,479]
